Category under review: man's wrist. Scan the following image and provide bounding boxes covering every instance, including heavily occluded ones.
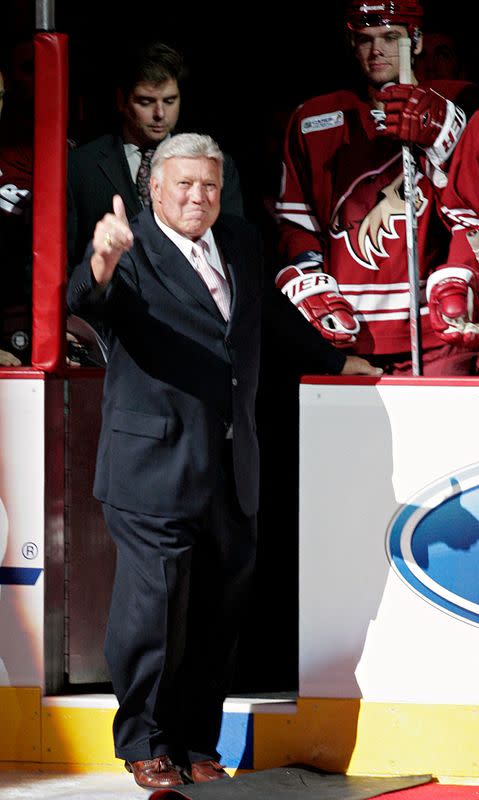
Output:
[90,254,111,292]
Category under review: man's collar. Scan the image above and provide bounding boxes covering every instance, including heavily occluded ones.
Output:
[122,132,172,151]
[153,212,213,258]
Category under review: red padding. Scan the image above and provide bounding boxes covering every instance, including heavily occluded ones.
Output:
[374,785,479,799]
[31,33,68,371]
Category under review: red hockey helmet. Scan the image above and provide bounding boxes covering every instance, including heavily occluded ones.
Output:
[346,1,424,39]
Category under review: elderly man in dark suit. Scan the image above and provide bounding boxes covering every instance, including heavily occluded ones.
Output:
[68,133,380,791]
[67,40,243,271]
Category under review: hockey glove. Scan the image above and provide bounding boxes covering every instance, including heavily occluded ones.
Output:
[276,266,360,347]
[427,265,479,347]
[376,84,466,166]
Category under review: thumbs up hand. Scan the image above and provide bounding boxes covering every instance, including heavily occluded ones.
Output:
[91,195,134,287]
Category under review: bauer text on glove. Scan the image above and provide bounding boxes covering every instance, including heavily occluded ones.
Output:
[276,266,360,347]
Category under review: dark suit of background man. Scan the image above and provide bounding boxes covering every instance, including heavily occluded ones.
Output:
[67,133,380,791]
[67,40,243,271]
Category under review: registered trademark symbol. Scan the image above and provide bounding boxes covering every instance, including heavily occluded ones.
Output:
[22,542,38,559]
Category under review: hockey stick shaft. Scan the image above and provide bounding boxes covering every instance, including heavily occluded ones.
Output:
[399,37,423,375]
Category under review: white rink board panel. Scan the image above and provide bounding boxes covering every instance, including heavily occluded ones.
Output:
[0,377,45,687]
[299,380,479,703]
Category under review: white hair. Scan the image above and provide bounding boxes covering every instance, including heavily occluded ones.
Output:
[151,132,224,186]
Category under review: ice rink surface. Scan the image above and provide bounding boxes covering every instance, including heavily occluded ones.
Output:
[0,770,151,799]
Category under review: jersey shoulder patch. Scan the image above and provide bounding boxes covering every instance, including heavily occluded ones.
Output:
[301,111,344,134]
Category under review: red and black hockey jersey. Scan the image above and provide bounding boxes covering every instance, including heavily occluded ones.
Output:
[276,80,478,355]
[440,108,479,263]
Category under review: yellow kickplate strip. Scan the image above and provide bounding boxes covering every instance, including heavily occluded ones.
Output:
[0,687,41,762]
[5,689,479,780]
[42,706,117,765]
[254,698,479,779]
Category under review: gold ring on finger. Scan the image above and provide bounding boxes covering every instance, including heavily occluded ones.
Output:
[104,232,113,247]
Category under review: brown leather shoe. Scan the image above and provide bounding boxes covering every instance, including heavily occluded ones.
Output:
[125,755,184,789]
[190,759,230,783]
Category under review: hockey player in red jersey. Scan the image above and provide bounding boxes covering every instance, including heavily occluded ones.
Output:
[275,0,479,374]
[0,61,29,367]
[0,43,34,366]
[431,107,479,350]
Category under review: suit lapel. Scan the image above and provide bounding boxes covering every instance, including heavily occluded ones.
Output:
[138,210,227,323]
[212,218,248,323]
[98,136,142,218]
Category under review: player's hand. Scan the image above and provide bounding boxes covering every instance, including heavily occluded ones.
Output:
[341,356,383,377]
[66,332,85,368]
[276,266,360,347]
[427,265,479,347]
[91,195,134,288]
[376,84,448,147]
[0,348,21,366]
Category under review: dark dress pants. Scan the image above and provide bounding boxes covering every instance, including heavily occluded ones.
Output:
[102,443,257,763]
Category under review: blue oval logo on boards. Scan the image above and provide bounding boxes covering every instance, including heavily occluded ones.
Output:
[386,463,479,626]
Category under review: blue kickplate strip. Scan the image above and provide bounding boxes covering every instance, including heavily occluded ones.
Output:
[0,567,43,585]
[217,712,254,769]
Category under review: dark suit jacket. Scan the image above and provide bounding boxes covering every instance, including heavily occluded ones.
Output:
[67,133,244,269]
[67,210,346,519]
[67,211,264,518]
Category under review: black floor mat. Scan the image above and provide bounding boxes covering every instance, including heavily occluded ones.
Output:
[179,765,432,799]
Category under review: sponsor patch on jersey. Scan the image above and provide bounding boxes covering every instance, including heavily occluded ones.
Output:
[386,463,479,626]
[361,4,387,11]
[301,112,344,134]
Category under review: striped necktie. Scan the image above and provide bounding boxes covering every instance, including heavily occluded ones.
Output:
[191,240,231,321]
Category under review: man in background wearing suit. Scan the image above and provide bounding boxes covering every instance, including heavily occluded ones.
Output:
[67,41,243,271]
[68,133,380,790]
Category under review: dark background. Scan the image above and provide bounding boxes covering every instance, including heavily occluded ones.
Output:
[5,1,478,231]
[3,0,479,692]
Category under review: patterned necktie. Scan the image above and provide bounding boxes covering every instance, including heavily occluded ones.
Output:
[191,240,231,321]
[136,147,155,207]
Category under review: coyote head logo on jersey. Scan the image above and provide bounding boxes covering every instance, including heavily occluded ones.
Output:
[330,158,427,270]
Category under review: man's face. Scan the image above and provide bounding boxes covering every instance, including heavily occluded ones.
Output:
[353,24,416,86]
[119,78,180,147]
[151,156,221,240]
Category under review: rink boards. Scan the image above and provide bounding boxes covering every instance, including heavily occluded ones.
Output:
[2,373,479,778]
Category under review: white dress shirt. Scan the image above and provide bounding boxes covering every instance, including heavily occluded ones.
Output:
[123,143,142,182]
[153,214,228,280]
[123,135,172,183]
[153,214,233,438]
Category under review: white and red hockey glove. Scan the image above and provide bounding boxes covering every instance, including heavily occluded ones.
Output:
[376,84,466,166]
[427,265,479,347]
[276,266,360,347]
